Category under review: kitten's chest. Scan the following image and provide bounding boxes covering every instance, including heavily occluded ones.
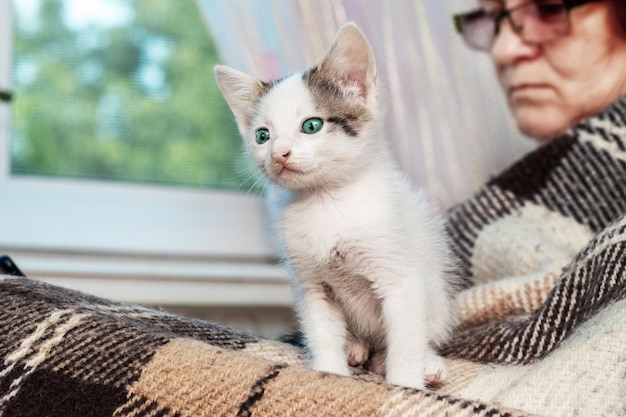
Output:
[280,190,381,262]
[282,198,352,259]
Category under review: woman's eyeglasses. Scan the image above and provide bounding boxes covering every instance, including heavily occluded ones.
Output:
[453,0,602,51]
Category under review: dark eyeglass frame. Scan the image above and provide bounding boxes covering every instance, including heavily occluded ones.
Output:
[453,0,604,51]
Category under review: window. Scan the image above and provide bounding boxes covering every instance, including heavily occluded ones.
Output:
[11,0,251,189]
[0,0,289,307]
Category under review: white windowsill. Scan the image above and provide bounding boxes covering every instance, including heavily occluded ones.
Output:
[0,177,292,307]
[6,249,292,307]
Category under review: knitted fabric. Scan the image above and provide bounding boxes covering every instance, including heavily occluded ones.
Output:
[1,96,626,416]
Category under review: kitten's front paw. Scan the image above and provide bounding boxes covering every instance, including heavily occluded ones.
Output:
[311,356,352,377]
[345,337,369,367]
[424,350,447,386]
[386,350,447,390]
[386,370,426,390]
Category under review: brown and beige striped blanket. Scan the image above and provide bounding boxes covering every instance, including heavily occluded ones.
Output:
[1,96,626,416]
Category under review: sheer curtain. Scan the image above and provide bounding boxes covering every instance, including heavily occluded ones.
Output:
[198,0,536,209]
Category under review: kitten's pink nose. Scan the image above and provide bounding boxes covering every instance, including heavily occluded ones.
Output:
[272,150,291,164]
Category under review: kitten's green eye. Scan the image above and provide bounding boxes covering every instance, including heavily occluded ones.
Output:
[302,118,323,134]
[255,128,270,144]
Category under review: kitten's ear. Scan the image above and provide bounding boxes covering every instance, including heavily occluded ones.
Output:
[214,65,265,134]
[319,22,377,101]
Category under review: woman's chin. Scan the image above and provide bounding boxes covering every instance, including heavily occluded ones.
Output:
[513,109,572,144]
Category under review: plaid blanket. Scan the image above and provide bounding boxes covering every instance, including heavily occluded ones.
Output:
[1,97,626,417]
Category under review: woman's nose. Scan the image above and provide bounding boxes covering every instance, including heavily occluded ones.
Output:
[491,20,541,65]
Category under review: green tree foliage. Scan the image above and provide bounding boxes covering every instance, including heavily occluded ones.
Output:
[11,0,248,190]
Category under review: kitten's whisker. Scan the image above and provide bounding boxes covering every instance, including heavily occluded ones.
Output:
[237,167,268,195]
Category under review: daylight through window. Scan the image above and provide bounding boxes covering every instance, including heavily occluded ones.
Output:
[10,0,248,190]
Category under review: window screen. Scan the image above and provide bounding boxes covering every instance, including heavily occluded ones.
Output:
[10,0,248,190]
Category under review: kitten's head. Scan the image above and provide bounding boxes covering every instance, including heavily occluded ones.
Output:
[214,23,381,192]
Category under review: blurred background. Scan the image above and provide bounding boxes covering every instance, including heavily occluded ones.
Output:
[0,0,534,337]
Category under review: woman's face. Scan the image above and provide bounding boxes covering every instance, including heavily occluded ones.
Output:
[489,1,626,143]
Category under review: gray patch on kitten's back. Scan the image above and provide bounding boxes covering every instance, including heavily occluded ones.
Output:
[302,66,372,137]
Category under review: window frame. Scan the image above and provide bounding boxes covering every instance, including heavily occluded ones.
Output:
[0,0,290,307]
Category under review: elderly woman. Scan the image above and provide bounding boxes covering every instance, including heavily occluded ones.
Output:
[454,0,626,142]
[439,0,626,402]
[447,1,626,279]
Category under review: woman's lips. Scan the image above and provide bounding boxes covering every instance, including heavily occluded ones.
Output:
[508,83,552,99]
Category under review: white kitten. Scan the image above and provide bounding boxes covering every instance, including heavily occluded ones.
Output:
[214,23,457,390]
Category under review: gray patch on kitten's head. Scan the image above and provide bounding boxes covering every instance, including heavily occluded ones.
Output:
[300,22,378,138]
[302,65,373,138]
